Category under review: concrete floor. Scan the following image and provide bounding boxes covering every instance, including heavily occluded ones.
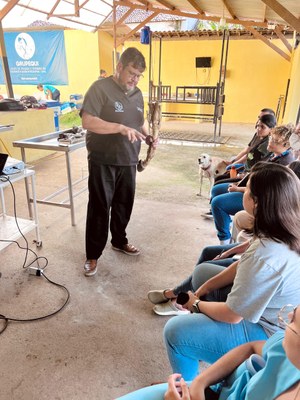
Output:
[0,121,253,400]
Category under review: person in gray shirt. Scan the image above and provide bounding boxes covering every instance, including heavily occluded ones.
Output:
[80,48,149,277]
[150,163,300,380]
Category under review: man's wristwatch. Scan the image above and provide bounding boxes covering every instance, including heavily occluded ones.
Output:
[192,299,201,313]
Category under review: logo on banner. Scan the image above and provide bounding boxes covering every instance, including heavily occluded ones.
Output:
[15,33,35,60]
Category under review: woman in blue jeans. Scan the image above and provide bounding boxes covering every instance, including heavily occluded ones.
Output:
[161,163,300,380]
[211,124,294,244]
[117,304,300,400]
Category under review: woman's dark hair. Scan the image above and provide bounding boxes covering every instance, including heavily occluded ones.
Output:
[259,113,277,128]
[261,108,275,115]
[249,162,300,254]
[289,161,300,179]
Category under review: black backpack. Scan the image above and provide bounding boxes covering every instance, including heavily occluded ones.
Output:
[0,98,26,111]
[20,95,38,108]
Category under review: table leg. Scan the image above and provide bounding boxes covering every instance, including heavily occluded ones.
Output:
[20,148,33,219]
[65,152,76,226]
[30,173,42,246]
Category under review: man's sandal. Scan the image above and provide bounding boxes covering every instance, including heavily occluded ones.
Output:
[84,259,98,277]
[112,243,140,256]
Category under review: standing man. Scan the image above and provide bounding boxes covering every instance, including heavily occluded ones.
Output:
[37,84,61,101]
[80,47,148,277]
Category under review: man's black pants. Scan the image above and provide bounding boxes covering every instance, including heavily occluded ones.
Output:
[85,162,136,260]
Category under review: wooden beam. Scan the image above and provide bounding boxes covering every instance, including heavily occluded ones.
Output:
[48,0,60,19]
[0,0,20,21]
[186,0,205,15]
[116,7,134,25]
[222,0,236,19]
[245,25,290,61]
[155,0,176,10]
[262,2,267,22]
[274,26,292,53]
[115,0,268,27]
[261,0,300,33]
[116,11,159,47]
[75,0,80,17]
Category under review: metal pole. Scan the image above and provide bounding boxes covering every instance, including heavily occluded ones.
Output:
[0,20,14,98]
[148,31,152,102]
[158,36,162,102]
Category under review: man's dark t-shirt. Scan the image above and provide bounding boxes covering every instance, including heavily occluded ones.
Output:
[80,77,145,166]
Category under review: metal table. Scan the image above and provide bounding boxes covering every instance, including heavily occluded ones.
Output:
[0,169,41,251]
[13,130,87,226]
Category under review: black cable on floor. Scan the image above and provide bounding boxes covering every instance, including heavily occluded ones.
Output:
[0,175,71,335]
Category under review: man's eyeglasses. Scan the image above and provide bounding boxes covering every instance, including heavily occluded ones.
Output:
[278,304,300,336]
[127,69,144,80]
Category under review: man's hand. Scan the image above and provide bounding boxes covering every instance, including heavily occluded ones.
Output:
[145,135,159,149]
[164,374,191,400]
[119,125,146,143]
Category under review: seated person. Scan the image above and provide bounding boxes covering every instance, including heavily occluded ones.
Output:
[210,123,295,244]
[116,304,300,400]
[202,114,276,220]
[215,108,276,182]
[290,123,300,160]
[148,163,300,381]
[147,241,250,317]
[232,160,300,243]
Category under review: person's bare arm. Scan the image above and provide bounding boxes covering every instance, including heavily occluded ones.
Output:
[213,240,250,260]
[189,341,265,400]
[195,260,239,299]
[81,111,146,143]
[232,145,251,162]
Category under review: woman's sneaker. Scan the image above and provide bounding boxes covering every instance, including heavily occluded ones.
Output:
[153,300,190,316]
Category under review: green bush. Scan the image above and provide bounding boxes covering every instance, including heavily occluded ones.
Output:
[59,110,82,129]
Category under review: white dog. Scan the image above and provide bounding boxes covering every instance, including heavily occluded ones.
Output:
[198,153,227,197]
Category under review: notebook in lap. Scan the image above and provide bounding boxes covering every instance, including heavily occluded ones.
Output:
[0,153,8,175]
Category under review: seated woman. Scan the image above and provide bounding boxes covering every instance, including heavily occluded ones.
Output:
[147,240,250,317]
[116,304,300,400]
[211,123,295,244]
[290,122,300,160]
[202,114,276,220]
[232,160,300,243]
[149,163,300,381]
[215,109,276,183]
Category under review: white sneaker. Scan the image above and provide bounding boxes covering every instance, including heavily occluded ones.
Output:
[153,300,190,316]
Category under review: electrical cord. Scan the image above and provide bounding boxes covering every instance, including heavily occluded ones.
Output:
[0,271,70,335]
[0,175,47,270]
[0,175,70,335]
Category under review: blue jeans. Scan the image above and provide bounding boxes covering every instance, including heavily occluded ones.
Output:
[211,183,244,241]
[196,243,239,266]
[116,383,171,400]
[164,263,268,380]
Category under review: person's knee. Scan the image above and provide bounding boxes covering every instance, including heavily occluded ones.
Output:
[163,316,186,347]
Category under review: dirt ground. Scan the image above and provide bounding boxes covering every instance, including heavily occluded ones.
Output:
[136,120,253,204]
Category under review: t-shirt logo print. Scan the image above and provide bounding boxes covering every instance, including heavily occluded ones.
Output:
[115,101,124,113]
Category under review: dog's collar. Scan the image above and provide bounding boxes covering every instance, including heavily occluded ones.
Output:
[201,163,212,171]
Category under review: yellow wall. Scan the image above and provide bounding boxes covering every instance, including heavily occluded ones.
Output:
[98,31,114,76]
[0,109,55,160]
[1,30,298,125]
[284,44,300,124]
[0,29,99,102]
[124,38,292,123]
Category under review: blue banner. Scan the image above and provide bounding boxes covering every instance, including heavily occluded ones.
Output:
[0,30,68,85]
